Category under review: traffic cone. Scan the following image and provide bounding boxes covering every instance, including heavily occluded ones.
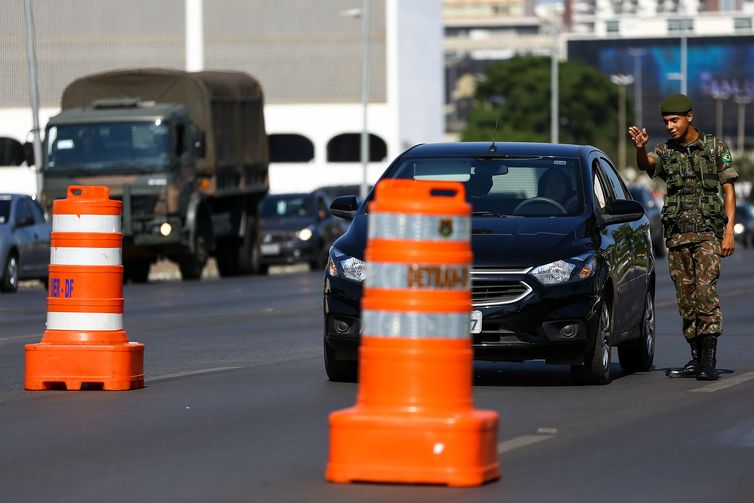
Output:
[326,179,500,487]
[25,186,144,391]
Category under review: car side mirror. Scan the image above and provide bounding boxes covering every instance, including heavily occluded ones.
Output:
[329,195,359,220]
[192,130,206,159]
[602,199,645,225]
[23,141,35,167]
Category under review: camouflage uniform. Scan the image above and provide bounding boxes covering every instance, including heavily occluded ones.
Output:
[647,133,738,341]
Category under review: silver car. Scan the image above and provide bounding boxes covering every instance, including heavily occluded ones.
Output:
[0,194,51,292]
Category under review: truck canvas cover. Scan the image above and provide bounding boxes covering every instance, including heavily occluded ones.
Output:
[60,68,268,182]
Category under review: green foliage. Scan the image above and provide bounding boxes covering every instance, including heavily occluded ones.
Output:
[462,56,633,161]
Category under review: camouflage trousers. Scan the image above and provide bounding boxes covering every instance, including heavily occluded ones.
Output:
[668,239,722,340]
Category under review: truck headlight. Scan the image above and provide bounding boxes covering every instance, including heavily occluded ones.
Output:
[327,247,366,282]
[297,227,314,241]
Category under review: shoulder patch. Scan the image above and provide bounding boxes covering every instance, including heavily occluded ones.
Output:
[721,151,732,163]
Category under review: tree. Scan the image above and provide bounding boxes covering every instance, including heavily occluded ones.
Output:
[462,56,632,162]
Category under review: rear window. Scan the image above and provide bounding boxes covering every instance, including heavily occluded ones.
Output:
[389,156,584,217]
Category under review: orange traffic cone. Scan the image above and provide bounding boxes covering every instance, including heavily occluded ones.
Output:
[25,186,144,391]
[326,179,500,487]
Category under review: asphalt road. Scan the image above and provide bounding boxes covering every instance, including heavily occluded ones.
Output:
[1,251,753,503]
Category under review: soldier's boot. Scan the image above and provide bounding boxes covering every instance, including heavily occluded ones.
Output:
[696,335,720,381]
[666,338,701,378]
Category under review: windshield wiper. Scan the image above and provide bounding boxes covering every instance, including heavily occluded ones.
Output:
[471,210,521,218]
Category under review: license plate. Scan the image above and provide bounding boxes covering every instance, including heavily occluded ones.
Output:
[261,243,281,255]
[470,310,482,334]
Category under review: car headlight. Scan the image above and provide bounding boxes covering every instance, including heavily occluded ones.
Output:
[734,223,744,235]
[297,227,314,241]
[531,253,597,285]
[327,246,366,282]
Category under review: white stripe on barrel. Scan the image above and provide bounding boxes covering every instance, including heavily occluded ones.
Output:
[46,312,124,331]
[366,262,470,290]
[368,213,470,242]
[52,214,121,233]
[51,247,122,266]
[362,309,470,339]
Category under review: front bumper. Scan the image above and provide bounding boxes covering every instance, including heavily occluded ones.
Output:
[259,234,320,265]
[323,272,602,364]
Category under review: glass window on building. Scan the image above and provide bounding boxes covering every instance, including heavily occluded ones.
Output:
[668,18,694,32]
[734,17,753,31]
[268,134,314,163]
[606,20,620,33]
[327,134,387,163]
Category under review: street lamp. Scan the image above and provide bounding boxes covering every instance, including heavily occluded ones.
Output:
[610,73,635,173]
[342,1,371,201]
[711,90,729,140]
[734,95,750,154]
[627,48,645,127]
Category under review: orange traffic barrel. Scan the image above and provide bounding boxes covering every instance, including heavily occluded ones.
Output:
[326,179,500,487]
[25,186,144,391]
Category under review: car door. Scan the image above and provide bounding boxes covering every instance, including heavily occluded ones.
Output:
[591,156,633,338]
[597,157,650,337]
[12,196,38,279]
[27,197,51,278]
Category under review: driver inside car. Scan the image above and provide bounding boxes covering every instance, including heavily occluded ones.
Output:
[538,168,579,212]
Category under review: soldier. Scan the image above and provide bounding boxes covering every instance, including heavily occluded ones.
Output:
[628,93,737,381]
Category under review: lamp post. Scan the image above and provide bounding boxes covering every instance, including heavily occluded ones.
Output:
[610,74,634,173]
[711,90,729,140]
[23,0,43,200]
[342,2,371,200]
[547,7,562,144]
[627,48,645,127]
[734,95,750,154]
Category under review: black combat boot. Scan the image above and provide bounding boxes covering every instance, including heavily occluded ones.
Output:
[696,336,720,381]
[666,338,701,378]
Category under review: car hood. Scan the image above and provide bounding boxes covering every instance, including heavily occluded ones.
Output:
[333,213,595,267]
[260,217,314,232]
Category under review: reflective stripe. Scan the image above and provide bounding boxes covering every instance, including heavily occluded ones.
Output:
[53,214,121,233]
[51,247,122,266]
[46,311,123,331]
[367,262,470,290]
[363,309,469,339]
[368,213,470,242]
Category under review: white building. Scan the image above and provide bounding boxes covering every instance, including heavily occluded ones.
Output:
[0,0,443,194]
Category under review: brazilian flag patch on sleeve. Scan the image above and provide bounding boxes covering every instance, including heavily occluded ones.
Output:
[721,151,733,163]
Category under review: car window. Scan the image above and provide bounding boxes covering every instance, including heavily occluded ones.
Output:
[28,199,47,224]
[317,196,329,220]
[0,198,10,224]
[390,156,584,217]
[592,163,609,213]
[260,195,313,218]
[598,157,629,199]
[15,197,33,225]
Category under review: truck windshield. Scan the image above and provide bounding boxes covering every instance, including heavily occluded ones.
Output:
[45,122,171,173]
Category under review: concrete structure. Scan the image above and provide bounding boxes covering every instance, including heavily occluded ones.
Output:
[0,0,444,194]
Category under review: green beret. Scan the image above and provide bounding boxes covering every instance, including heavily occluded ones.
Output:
[660,94,693,114]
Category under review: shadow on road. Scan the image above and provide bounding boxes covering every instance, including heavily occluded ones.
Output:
[472,361,631,387]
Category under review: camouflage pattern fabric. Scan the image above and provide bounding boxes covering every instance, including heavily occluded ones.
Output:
[668,239,722,340]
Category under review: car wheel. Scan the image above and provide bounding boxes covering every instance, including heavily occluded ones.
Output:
[1,253,19,293]
[324,340,357,383]
[618,290,655,372]
[572,299,612,385]
[124,259,151,283]
[180,213,212,281]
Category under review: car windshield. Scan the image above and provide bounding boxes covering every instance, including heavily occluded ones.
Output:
[45,122,171,173]
[0,199,9,224]
[388,156,584,216]
[260,195,313,218]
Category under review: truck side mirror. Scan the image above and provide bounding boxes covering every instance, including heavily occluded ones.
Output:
[193,131,206,159]
[23,142,35,167]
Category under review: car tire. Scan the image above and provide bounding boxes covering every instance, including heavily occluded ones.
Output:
[124,259,151,283]
[1,253,19,293]
[324,340,357,383]
[180,211,212,281]
[572,299,612,385]
[618,290,655,372]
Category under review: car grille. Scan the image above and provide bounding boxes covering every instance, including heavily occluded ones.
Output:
[263,231,295,244]
[471,268,533,306]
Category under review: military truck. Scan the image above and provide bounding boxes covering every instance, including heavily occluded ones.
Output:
[42,68,269,281]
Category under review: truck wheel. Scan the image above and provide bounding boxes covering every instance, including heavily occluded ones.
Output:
[571,299,612,385]
[618,291,655,372]
[215,239,240,277]
[180,213,212,281]
[124,259,151,283]
[1,253,19,293]
[237,218,260,275]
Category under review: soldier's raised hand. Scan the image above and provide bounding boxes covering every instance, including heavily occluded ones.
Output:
[628,126,649,150]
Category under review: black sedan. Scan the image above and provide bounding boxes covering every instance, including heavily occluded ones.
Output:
[323,142,655,385]
[0,193,51,292]
[258,190,346,273]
